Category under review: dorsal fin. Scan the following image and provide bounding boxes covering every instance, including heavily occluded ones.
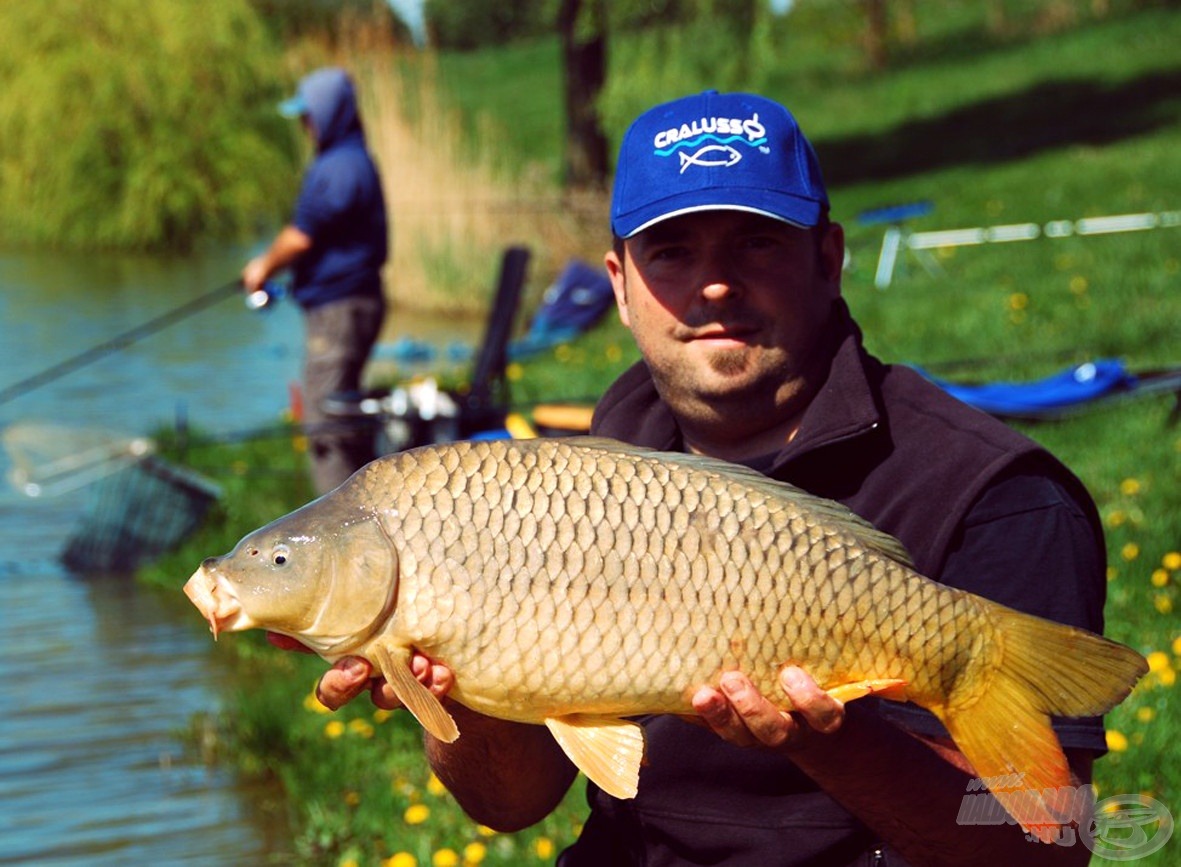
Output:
[560,437,914,568]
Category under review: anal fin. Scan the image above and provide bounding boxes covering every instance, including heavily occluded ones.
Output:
[369,640,459,743]
[826,678,909,704]
[545,715,645,800]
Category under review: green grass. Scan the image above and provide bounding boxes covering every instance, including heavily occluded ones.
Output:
[148,5,1180,864]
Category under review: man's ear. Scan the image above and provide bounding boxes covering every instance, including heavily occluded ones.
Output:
[817,221,846,292]
[604,249,631,327]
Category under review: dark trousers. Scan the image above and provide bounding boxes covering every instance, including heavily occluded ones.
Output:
[302,294,385,494]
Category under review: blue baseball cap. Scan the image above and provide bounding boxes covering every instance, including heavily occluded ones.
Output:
[278,93,308,118]
[610,90,829,239]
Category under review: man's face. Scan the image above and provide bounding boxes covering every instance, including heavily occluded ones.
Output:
[605,210,844,442]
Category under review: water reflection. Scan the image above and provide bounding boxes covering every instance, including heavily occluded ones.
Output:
[0,247,301,865]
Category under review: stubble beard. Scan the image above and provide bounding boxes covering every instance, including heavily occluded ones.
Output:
[706,347,751,377]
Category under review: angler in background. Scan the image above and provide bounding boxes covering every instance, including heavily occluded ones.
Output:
[242,66,388,495]
[311,91,1112,864]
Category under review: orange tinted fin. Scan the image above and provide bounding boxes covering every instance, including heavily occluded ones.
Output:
[369,639,459,743]
[825,678,908,704]
[545,714,646,799]
[935,604,1147,841]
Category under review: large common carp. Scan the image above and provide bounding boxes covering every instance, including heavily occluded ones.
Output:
[184,437,1145,838]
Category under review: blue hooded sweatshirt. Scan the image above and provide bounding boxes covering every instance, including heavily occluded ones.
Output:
[288,68,388,309]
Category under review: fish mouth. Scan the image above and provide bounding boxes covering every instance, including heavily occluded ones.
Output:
[183,564,254,639]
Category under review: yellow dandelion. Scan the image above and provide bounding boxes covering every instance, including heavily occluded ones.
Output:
[1119,477,1141,496]
[374,709,393,724]
[384,854,417,867]
[476,825,496,838]
[533,837,555,859]
[292,434,308,453]
[1107,510,1127,528]
[404,804,431,825]
[1008,292,1028,311]
[304,690,332,714]
[1106,566,1118,582]
[1152,569,1170,588]
[554,344,573,362]
[342,859,360,867]
[348,718,375,738]
[1137,707,1155,723]
[1121,542,1140,562]
[1172,634,1181,656]
[231,459,250,475]
[605,344,623,363]
[1155,594,1173,615]
[1144,649,1166,672]
[324,720,346,739]
[505,362,524,382]
[432,849,459,867]
[1105,730,1129,752]
[1158,667,1176,687]
[345,790,361,807]
[426,773,448,797]
[1163,552,1181,571]
[462,841,487,864]
[1069,275,1088,294]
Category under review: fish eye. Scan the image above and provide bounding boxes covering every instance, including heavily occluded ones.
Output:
[272,544,290,566]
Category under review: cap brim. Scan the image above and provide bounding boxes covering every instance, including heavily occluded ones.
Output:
[615,190,824,239]
[278,95,308,118]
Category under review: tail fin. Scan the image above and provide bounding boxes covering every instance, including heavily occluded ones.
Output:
[933,606,1146,842]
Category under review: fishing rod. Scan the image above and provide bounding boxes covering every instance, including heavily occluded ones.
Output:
[0,278,245,407]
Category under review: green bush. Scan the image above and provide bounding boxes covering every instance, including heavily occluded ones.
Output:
[0,0,298,251]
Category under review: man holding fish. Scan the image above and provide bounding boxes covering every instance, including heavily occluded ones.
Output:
[276,92,1119,864]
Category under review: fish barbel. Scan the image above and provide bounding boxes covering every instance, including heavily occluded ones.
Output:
[184,437,1145,838]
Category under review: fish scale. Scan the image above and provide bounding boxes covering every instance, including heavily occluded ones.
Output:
[185,436,1146,838]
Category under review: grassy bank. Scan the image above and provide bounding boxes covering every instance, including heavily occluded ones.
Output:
[149,5,1179,865]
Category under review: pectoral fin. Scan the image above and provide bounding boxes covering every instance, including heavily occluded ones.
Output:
[545,714,645,800]
[369,641,459,743]
[825,678,909,704]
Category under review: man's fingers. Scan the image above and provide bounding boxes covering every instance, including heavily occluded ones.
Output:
[315,657,373,711]
[719,671,793,748]
[692,669,847,751]
[692,683,757,747]
[266,632,314,653]
[780,666,844,736]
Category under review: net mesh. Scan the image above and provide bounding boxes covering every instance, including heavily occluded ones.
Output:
[3,423,220,573]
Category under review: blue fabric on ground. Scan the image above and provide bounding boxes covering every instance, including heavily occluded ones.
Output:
[510,260,614,358]
[918,359,1138,415]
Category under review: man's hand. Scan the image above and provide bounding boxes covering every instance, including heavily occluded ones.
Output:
[265,632,453,712]
[691,666,844,751]
[241,256,271,294]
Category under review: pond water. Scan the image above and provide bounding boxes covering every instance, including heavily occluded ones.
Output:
[0,247,478,865]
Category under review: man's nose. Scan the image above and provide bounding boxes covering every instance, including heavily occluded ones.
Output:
[698,251,743,302]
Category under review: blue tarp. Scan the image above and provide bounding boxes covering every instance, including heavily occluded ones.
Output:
[919,359,1139,417]
[509,259,614,359]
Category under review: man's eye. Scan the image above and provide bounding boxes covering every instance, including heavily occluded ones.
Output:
[650,245,689,262]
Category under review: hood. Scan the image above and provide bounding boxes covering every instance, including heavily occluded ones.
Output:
[296,67,364,151]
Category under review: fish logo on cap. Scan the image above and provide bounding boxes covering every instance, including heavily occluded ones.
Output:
[652,111,770,174]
